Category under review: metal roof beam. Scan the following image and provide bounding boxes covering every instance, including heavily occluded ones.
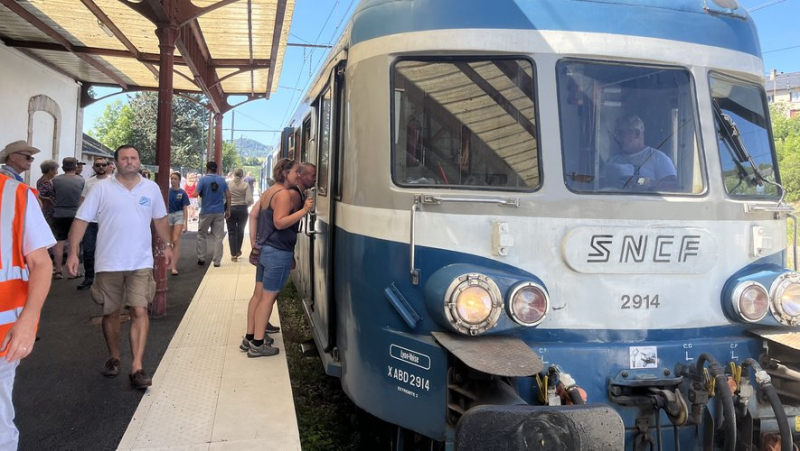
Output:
[1,39,270,68]
[176,24,224,113]
[265,0,287,98]
[80,0,160,79]
[0,0,129,88]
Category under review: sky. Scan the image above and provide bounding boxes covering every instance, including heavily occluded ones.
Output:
[82,0,800,147]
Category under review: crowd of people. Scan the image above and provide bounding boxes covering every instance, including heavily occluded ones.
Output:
[0,139,315,449]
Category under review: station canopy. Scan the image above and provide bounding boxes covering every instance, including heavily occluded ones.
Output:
[0,0,295,112]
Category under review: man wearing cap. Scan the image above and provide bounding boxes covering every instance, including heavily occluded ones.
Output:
[195,161,230,267]
[75,161,86,177]
[0,141,39,183]
[52,157,84,279]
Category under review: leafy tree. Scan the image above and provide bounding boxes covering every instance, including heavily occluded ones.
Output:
[770,103,800,202]
[90,100,134,151]
[89,92,212,172]
[222,141,242,174]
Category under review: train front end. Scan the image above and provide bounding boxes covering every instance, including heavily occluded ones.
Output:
[324,0,800,449]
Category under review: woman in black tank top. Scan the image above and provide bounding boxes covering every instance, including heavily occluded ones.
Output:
[241,159,313,357]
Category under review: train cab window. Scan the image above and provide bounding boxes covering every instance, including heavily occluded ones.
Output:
[558,61,704,195]
[392,58,540,190]
[710,74,780,198]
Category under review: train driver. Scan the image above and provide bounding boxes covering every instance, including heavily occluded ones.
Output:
[602,115,677,191]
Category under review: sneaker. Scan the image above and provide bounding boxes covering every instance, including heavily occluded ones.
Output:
[54,272,63,280]
[247,343,279,358]
[130,370,152,389]
[77,278,93,290]
[239,336,274,351]
[197,259,206,266]
[213,262,221,267]
[266,322,281,334]
[102,357,120,378]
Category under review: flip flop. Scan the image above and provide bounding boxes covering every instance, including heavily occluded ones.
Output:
[171,270,179,276]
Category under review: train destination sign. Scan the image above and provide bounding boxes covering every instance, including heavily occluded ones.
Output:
[562,226,718,274]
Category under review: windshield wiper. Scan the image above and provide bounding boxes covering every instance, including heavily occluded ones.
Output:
[712,99,764,187]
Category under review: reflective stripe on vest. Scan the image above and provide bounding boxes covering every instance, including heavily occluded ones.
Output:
[0,176,30,328]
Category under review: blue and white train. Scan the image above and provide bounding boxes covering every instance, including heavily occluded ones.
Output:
[277,0,800,449]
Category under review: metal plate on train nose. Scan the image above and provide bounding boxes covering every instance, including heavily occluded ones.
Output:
[432,332,544,377]
[749,329,800,351]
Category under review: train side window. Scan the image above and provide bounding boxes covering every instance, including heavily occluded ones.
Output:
[391,58,540,191]
[709,73,780,198]
[557,60,705,195]
[317,87,332,196]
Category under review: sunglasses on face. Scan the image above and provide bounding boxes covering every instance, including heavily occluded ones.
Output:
[16,153,34,162]
[94,163,108,168]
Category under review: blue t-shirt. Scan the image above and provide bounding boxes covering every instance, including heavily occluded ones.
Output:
[196,174,228,214]
[168,188,190,214]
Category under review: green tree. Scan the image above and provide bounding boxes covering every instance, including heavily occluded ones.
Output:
[222,141,242,174]
[90,100,134,151]
[770,103,800,202]
[89,92,212,172]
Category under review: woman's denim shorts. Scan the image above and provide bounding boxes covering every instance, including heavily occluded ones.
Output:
[256,245,293,292]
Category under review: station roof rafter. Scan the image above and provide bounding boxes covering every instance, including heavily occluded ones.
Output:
[0,0,295,113]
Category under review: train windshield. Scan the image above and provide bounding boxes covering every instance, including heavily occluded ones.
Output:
[558,60,704,195]
[710,74,781,198]
[392,58,540,190]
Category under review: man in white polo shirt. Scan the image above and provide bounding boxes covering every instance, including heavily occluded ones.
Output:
[66,145,173,390]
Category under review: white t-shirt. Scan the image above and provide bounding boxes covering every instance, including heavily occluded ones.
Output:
[22,190,56,256]
[81,176,110,199]
[76,175,167,272]
[81,176,111,223]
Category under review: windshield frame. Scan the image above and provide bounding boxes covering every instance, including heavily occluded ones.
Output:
[389,55,542,193]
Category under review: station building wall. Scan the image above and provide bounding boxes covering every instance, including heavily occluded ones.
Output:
[0,43,82,186]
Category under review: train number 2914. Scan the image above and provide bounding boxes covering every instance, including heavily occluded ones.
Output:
[621,295,660,309]
[388,366,430,391]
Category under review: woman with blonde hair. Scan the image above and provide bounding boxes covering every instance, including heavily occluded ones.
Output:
[241,159,312,357]
[226,168,253,261]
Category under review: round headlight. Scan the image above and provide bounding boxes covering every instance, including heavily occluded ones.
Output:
[507,282,549,326]
[770,272,800,326]
[731,281,769,323]
[444,273,502,335]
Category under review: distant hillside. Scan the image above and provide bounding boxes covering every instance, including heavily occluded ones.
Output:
[232,137,272,158]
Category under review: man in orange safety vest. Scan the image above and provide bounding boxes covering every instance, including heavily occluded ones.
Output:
[0,171,56,449]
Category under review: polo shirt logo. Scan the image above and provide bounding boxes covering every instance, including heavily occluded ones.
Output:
[139,196,152,207]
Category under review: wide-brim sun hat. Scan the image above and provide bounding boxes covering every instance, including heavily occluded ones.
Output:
[0,141,40,164]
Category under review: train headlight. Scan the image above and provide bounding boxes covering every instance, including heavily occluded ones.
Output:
[731,281,769,323]
[444,273,502,335]
[507,282,549,326]
[770,272,800,326]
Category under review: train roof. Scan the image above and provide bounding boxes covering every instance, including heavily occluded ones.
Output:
[350,0,761,57]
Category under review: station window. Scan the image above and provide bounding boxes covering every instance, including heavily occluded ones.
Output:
[710,74,780,198]
[792,91,800,102]
[392,58,540,190]
[557,60,704,195]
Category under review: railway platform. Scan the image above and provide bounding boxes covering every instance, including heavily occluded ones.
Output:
[15,222,301,451]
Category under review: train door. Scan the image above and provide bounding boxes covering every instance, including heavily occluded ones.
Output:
[295,115,315,302]
[306,65,343,352]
